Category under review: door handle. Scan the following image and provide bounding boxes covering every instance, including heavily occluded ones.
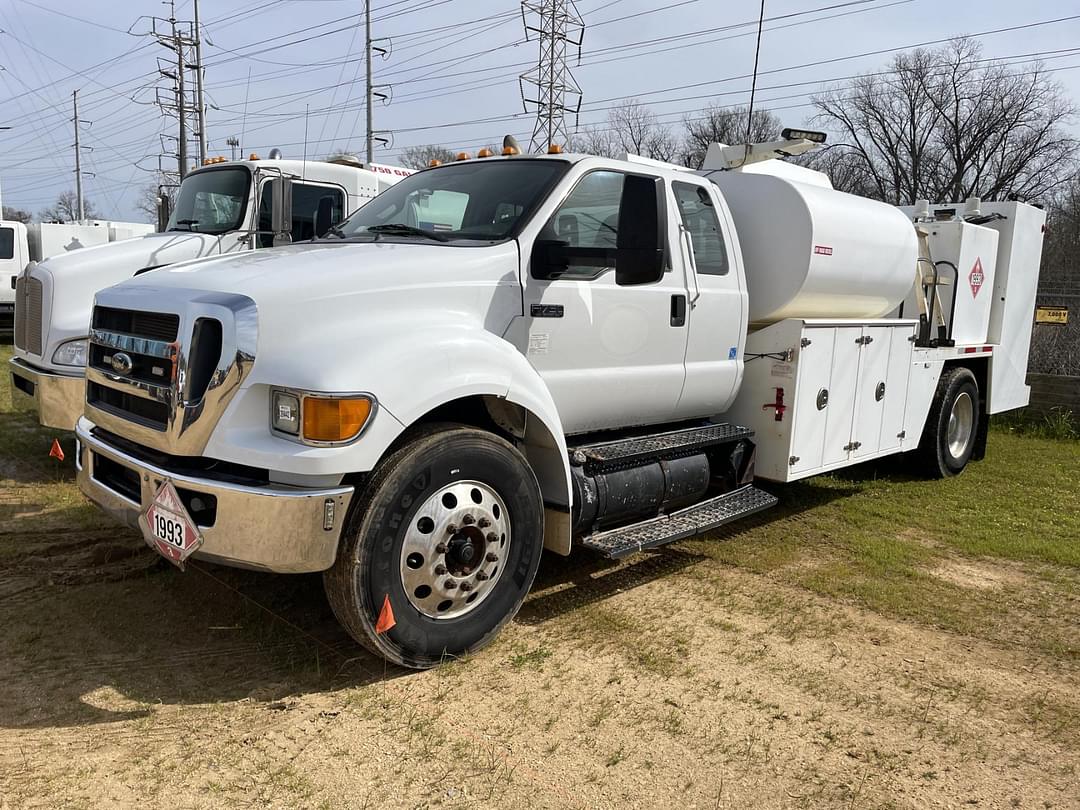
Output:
[670,294,687,327]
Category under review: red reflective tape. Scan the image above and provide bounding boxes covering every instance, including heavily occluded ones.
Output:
[963,347,977,353]
[983,345,993,352]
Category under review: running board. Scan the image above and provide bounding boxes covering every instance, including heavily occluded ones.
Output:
[568,423,754,475]
[579,485,778,559]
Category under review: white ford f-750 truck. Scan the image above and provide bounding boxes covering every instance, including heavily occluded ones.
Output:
[73,134,1045,668]
[10,155,410,431]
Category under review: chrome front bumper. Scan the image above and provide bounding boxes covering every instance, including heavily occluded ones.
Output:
[75,419,355,574]
[9,357,85,431]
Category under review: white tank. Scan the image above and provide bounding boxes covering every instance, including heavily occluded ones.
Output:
[710,167,917,325]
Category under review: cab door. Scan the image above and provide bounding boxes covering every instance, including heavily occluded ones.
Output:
[511,168,689,435]
[671,178,747,416]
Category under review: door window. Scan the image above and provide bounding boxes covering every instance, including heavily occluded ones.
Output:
[673,182,728,276]
[0,227,14,260]
[258,183,346,247]
[535,170,624,279]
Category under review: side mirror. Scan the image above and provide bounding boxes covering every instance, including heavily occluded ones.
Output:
[271,176,293,247]
[156,193,171,232]
[314,196,334,239]
[614,174,665,286]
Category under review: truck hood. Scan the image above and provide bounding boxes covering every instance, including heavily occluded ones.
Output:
[120,240,520,301]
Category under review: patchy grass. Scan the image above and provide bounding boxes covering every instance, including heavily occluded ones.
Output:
[993,406,1079,441]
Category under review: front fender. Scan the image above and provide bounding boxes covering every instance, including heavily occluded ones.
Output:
[204,323,573,551]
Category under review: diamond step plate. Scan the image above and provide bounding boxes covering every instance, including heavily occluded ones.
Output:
[569,423,754,474]
[580,485,778,559]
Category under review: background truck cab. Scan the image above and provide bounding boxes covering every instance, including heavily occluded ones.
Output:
[9,155,410,431]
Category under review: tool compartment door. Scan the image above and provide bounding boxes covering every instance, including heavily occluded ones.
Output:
[851,326,891,458]
[788,326,834,476]
[821,326,863,466]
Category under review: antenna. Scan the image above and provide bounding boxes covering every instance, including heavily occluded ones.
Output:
[744,0,767,161]
[519,0,584,152]
[302,103,309,181]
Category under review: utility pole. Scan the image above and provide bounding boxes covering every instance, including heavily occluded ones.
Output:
[175,12,188,179]
[365,0,373,163]
[192,0,208,164]
[226,136,239,161]
[73,90,85,223]
[520,0,585,152]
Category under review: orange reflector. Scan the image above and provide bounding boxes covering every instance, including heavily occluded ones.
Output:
[477,147,494,158]
[303,397,372,443]
[249,153,259,160]
[429,159,442,167]
[502,145,520,156]
[547,143,563,154]
[456,151,471,161]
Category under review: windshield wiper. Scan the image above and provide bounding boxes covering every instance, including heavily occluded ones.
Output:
[171,218,199,232]
[365,223,449,242]
[320,224,347,239]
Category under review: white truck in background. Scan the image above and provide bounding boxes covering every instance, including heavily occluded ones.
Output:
[1,219,155,326]
[10,154,412,430]
[72,133,1045,669]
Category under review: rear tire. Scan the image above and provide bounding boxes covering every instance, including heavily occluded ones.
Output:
[915,367,980,478]
[324,425,544,669]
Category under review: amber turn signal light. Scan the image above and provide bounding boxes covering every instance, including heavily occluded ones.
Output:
[302,397,373,443]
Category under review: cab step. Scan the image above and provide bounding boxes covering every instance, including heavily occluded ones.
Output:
[568,423,753,475]
[580,485,778,559]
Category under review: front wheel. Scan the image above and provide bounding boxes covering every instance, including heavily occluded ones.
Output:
[915,366,980,478]
[324,425,544,668]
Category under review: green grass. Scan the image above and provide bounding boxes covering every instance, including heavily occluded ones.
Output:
[992,407,1079,441]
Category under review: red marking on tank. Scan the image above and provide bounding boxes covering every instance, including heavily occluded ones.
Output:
[762,387,787,422]
[813,245,833,256]
[969,258,985,297]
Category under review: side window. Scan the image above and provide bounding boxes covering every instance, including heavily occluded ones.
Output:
[258,183,346,248]
[0,227,14,260]
[535,170,624,279]
[673,181,728,276]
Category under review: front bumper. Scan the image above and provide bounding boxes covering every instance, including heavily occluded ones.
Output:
[76,419,355,573]
[9,357,85,431]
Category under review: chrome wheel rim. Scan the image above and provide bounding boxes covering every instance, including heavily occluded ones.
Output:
[399,480,510,620]
[947,391,974,459]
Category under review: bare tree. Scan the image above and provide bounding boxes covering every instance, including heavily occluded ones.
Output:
[135,178,176,224]
[681,105,782,168]
[568,126,620,158]
[399,144,456,170]
[40,190,99,223]
[2,205,32,223]
[812,38,1078,204]
[604,100,679,161]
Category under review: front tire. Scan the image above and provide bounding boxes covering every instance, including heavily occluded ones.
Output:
[916,367,980,478]
[324,425,544,669]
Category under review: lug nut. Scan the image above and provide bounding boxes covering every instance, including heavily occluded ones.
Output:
[486,552,499,563]
[478,517,491,528]
[462,514,475,525]
[446,524,457,534]
[460,582,473,592]
[462,566,472,575]
[434,564,447,575]
[445,579,458,590]
[435,543,448,554]
[476,571,490,581]
[486,532,498,543]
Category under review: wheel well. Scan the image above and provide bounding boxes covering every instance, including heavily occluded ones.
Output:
[944,357,990,460]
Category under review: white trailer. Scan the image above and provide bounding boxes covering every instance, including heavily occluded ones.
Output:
[71,135,1046,668]
[9,154,411,430]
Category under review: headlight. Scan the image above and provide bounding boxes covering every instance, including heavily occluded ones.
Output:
[52,338,88,367]
[271,389,374,445]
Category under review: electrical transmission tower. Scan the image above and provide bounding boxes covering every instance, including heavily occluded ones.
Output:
[519,0,584,152]
[151,1,207,182]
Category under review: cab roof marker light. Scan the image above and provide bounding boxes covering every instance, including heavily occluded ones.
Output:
[456,151,471,161]
[780,127,827,144]
[547,143,563,154]
[429,159,442,167]
[477,148,494,158]
[502,146,520,156]
[249,153,260,160]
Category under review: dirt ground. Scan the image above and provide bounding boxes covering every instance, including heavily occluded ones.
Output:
[1,357,1078,807]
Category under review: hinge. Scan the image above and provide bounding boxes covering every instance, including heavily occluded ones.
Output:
[897,430,906,439]
[789,455,799,466]
[855,336,874,346]
[800,337,812,348]
[843,441,862,452]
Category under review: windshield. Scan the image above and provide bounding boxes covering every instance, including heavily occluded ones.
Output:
[167,167,250,234]
[334,159,568,242]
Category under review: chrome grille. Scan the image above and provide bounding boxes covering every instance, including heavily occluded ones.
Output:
[84,291,257,456]
[13,275,43,354]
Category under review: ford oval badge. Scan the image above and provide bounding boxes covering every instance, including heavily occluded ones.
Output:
[110,352,134,375]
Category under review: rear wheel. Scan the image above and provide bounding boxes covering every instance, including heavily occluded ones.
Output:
[324,425,544,668]
[916,366,980,478]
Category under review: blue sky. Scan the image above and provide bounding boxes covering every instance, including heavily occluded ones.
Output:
[0,0,1077,222]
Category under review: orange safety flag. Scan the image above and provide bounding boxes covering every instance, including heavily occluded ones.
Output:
[375,594,396,635]
[49,439,65,462]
